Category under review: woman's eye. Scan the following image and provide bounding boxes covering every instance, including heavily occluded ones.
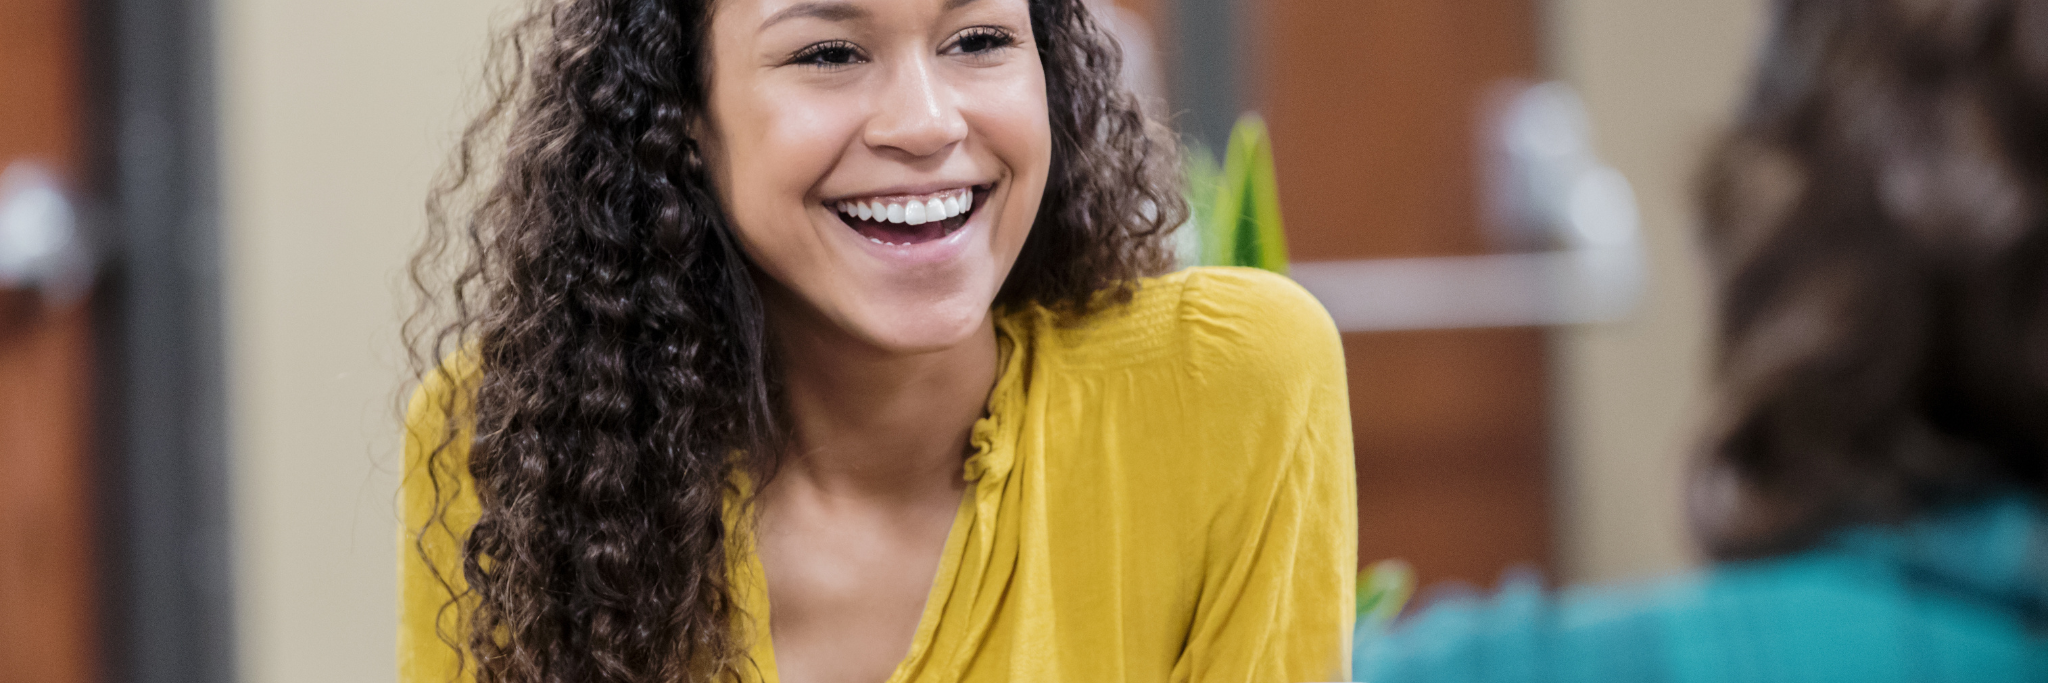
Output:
[792,41,866,68]
[951,28,1016,56]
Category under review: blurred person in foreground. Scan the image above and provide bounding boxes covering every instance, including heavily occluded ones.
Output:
[1357,0,2048,680]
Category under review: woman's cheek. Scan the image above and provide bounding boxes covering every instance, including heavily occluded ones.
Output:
[965,70,1050,155]
[760,95,865,194]
[724,92,860,273]
[965,70,1051,230]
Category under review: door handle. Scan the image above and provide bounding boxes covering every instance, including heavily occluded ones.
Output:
[0,161,93,310]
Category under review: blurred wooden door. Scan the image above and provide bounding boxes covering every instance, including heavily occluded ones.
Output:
[1261,0,1555,589]
[0,0,101,680]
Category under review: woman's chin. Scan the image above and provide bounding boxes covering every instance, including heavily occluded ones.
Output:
[844,298,995,355]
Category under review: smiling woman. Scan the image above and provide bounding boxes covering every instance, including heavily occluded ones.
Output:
[399,1,1356,682]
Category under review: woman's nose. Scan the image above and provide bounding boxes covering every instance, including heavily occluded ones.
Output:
[863,58,968,159]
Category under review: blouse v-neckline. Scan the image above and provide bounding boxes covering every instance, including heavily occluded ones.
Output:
[737,317,1029,683]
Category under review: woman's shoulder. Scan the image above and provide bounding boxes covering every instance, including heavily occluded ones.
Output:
[1165,265,1342,371]
[1026,265,1342,378]
[398,351,482,683]
[1138,265,1336,338]
[402,350,482,521]
[1358,528,2048,683]
[404,351,480,457]
[1015,267,1350,487]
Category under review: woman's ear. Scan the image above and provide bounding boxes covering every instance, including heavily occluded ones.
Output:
[687,112,724,163]
[685,114,731,195]
[684,112,707,148]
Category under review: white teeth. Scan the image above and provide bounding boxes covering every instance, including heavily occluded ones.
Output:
[868,236,883,244]
[836,187,979,230]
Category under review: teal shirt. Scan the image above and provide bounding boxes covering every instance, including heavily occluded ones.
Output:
[1356,496,2048,682]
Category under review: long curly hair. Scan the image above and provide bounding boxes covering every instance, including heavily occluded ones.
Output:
[403,0,1183,680]
[1692,0,2048,559]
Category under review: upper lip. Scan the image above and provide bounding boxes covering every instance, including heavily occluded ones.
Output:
[823,180,993,203]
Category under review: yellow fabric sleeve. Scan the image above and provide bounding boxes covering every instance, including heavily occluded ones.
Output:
[398,359,478,683]
[1170,267,1357,682]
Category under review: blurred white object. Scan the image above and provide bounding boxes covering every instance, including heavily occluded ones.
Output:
[1292,246,1642,332]
[0,161,93,307]
[1291,81,1644,331]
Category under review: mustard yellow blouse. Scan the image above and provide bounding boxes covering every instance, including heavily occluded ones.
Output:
[400,266,1357,682]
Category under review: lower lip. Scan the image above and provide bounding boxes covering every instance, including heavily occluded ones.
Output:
[835,187,991,266]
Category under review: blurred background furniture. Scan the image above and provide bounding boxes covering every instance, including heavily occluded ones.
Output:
[2,1,100,679]
[2,0,231,682]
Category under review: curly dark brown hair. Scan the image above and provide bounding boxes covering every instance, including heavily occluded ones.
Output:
[402,0,1184,681]
[1692,0,2048,559]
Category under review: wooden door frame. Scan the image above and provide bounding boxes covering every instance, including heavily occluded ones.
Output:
[1171,0,1558,589]
[84,0,237,680]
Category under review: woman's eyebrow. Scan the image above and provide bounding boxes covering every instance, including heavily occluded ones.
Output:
[759,0,987,32]
[759,1,870,31]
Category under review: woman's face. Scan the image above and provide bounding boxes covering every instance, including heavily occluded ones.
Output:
[702,0,1051,353]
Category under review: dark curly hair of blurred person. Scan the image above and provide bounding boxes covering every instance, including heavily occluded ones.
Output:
[399,0,1186,680]
[1694,0,2048,559]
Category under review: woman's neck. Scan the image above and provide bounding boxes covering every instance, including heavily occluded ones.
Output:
[766,306,999,505]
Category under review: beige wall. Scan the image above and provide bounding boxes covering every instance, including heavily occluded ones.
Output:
[217,0,522,680]
[1546,0,1769,582]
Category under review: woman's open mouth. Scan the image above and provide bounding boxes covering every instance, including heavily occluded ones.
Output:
[831,185,988,246]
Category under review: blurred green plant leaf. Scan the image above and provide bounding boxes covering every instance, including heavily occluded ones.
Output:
[1357,558,1416,632]
[1199,114,1289,274]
